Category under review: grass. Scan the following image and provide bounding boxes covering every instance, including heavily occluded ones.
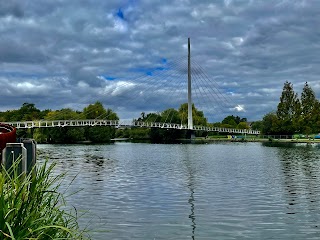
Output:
[0,159,90,239]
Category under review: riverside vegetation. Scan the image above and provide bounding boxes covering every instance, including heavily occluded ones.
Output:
[0,159,89,239]
[0,102,249,143]
[256,81,320,136]
[0,81,318,143]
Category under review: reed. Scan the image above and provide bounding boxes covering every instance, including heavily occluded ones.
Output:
[0,159,90,239]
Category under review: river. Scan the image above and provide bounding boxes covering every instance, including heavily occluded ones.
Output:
[37,142,320,239]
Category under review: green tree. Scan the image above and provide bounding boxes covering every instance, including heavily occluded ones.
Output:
[300,82,317,134]
[83,102,107,119]
[251,121,262,131]
[178,103,207,126]
[301,82,316,116]
[137,112,160,122]
[3,103,41,121]
[261,112,279,135]
[82,102,119,142]
[310,100,320,133]
[221,115,246,128]
[276,81,299,134]
[44,108,81,120]
[237,122,249,129]
[161,108,180,124]
[86,126,115,143]
[19,103,41,121]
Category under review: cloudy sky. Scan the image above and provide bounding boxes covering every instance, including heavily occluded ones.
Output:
[1,0,320,122]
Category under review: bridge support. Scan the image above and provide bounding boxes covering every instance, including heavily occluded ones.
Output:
[187,37,193,131]
[187,130,196,141]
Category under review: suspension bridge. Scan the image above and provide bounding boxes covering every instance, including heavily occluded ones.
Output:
[2,38,260,135]
[4,119,259,134]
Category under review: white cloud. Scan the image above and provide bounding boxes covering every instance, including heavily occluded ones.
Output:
[0,1,319,121]
[234,105,245,112]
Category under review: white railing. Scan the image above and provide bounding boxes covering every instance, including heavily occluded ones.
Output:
[3,119,260,134]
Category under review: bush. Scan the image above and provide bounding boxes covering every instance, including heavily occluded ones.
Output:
[0,160,90,239]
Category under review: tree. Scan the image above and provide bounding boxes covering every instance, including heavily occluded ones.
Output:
[300,82,317,134]
[137,112,160,122]
[261,112,279,135]
[251,121,262,131]
[178,103,207,126]
[310,100,320,133]
[83,102,107,119]
[301,82,316,116]
[276,81,299,134]
[161,108,180,124]
[86,126,115,143]
[221,115,246,128]
[44,108,81,120]
[19,103,41,120]
[3,103,42,121]
[237,122,249,129]
[105,108,119,120]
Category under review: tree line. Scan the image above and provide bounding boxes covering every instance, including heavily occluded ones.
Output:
[3,81,316,140]
[0,102,250,143]
[0,102,118,143]
[255,81,320,135]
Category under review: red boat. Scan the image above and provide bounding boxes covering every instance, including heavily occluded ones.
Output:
[0,124,16,154]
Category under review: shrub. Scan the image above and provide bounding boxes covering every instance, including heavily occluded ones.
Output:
[0,159,90,239]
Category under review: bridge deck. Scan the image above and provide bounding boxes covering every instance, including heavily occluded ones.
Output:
[3,119,260,134]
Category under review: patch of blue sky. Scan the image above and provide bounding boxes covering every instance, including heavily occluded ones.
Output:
[130,57,169,74]
[101,75,117,81]
[116,8,125,20]
[130,66,168,76]
[220,86,236,93]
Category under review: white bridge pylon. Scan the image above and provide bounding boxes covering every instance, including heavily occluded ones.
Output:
[3,119,260,134]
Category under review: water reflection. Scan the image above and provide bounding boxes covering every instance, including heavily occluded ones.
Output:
[269,143,320,218]
[181,146,197,239]
[37,143,320,239]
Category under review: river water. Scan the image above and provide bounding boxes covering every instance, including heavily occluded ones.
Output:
[37,142,320,239]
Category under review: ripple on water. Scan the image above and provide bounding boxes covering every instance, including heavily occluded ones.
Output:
[37,143,320,239]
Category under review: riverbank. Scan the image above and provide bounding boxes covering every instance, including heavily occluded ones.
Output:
[182,137,320,144]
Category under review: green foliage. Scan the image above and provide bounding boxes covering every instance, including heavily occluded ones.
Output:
[129,128,150,139]
[261,81,320,135]
[33,128,48,143]
[115,128,131,138]
[133,103,207,142]
[0,102,121,143]
[137,112,160,122]
[301,82,316,116]
[251,121,262,131]
[222,115,246,127]
[276,81,300,134]
[0,160,89,239]
[237,122,249,129]
[178,103,207,125]
[86,126,115,143]
[0,103,42,122]
[44,108,82,120]
[82,101,119,120]
[300,82,319,133]
[261,112,279,135]
[161,108,180,124]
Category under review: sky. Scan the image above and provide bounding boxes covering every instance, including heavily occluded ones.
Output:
[1,0,320,122]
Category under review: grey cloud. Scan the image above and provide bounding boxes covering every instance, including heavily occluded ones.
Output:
[0,0,24,18]
[0,0,320,121]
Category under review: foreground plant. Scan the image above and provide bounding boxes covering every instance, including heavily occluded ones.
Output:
[0,159,89,239]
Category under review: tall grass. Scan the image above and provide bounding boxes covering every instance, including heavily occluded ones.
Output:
[0,159,90,239]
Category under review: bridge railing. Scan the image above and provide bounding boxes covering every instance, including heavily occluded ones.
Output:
[3,119,260,134]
